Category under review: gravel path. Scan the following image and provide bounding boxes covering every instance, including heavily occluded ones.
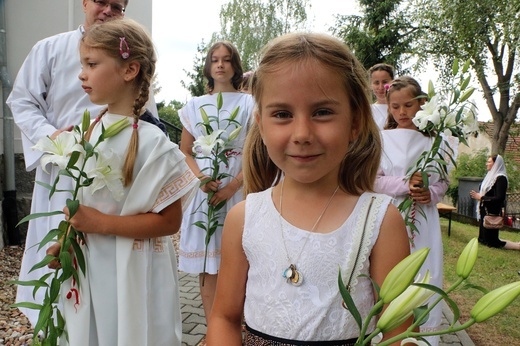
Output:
[0,234,184,346]
[0,246,34,346]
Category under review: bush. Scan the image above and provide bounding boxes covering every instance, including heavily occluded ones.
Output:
[447,148,520,205]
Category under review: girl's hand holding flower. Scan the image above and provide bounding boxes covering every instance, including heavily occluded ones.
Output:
[409,172,432,205]
[64,204,103,234]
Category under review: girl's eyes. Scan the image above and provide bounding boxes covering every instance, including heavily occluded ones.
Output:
[271,109,333,119]
[315,109,333,117]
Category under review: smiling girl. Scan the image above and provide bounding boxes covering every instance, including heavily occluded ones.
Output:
[207,33,411,345]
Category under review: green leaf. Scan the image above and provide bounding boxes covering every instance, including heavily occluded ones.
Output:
[49,278,61,304]
[33,303,52,338]
[412,305,429,326]
[67,151,81,169]
[59,250,73,281]
[17,210,64,227]
[338,269,362,329]
[66,199,80,219]
[10,302,43,310]
[37,229,62,251]
[8,279,49,288]
[70,238,86,274]
[29,255,59,273]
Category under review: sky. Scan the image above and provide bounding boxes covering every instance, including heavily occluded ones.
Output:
[151,0,360,104]
[151,0,491,121]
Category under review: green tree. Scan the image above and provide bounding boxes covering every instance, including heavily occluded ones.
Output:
[181,41,207,97]
[216,0,310,70]
[332,0,417,73]
[157,100,184,143]
[409,0,520,156]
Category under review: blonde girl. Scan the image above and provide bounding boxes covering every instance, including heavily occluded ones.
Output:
[375,76,449,346]
[178,41,254,324]
[49,19,198,345]
[207,33,411,345]
[368,63,395,130]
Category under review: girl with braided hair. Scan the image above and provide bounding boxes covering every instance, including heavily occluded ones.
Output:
[48,18,198,345]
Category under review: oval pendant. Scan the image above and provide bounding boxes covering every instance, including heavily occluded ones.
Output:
[291,269,303,286]
[283,266,293,281]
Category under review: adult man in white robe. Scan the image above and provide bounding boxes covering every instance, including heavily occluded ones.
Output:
[5,0,141,326]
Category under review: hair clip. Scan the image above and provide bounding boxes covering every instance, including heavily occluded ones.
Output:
[384,84,391,91]
[119,37,130,59]
[133,123,138,129]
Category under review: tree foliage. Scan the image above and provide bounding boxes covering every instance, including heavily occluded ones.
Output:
[215,0,310,70]
[408,0,520,155]
[181,41,207,97]
[332,0,417,73]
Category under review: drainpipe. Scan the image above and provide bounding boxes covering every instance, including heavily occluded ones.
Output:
[0,0,20,246]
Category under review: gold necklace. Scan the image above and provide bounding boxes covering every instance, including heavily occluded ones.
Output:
[279,179,340,286]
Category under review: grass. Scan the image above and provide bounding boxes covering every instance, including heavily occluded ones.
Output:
[440,218,520,346]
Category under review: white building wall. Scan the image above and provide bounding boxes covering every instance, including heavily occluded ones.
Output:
[2,0,154,155]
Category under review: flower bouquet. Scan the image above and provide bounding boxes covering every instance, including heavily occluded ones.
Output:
[399,59,479,238]
[191,92,243,282]
[340,238,520,345]
[11,110,129,346]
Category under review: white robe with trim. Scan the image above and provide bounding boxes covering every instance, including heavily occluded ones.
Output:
[60,114,198,346]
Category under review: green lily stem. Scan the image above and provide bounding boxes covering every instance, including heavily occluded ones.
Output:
[376,277,465,346]
[355,300,384,345]
[378,319,475,346]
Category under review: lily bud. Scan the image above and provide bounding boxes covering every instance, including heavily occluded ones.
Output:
[103,118,130,139]
[228,126,243,141]
[217,92,223,111]
[456,238,478,279]
[470,281,520,322]
[379,248,430,303]
[377,271,434,333]
[229,106,240,121]
[459,87,475,102]
[200,107,210,125]
[81,109,91,133]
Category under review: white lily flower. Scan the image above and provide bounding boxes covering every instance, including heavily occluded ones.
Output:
[401,337,428,345]
[32,131,85,174]
[413,95,442,130]
[462,105,479,134]
[193,129,225,156]
[87,149,125,201]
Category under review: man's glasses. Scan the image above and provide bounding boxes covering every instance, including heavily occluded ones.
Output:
[91,0,125,15]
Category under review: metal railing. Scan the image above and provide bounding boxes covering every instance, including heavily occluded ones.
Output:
[160,118,182,144]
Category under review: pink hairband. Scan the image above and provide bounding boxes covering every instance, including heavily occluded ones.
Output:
[119,37,130,59]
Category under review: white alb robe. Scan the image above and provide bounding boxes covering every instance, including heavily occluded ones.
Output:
[375,129,449,346]
[60,114,198,346]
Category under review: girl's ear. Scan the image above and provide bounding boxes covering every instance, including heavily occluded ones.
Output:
[123,61,140,82]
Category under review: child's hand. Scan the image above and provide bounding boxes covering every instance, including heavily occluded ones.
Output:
[409,172,425,189]
[199,176,222,194]
[64,204,103,234]
[46,242,62,269]
[410,185,432,204]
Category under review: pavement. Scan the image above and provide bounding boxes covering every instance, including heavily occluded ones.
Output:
[178,272,475,346]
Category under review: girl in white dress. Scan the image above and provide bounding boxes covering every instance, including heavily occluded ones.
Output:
[375,76,449,346]
[368,63,395,130]
[47,19,198,345]
[178,41,254,322]
[207,33,411,345]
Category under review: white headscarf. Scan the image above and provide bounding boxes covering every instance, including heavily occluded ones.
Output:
[480,154,508,196]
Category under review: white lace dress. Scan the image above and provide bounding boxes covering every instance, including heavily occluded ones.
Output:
[243,189,391,341]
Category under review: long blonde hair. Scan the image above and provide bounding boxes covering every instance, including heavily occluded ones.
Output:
[244,32,381,196]
[82,18,156,186]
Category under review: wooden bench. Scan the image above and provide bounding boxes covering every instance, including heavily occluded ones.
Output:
[437,203,457,236]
